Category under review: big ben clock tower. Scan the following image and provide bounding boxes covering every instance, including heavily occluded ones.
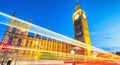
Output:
[72,2,92,57]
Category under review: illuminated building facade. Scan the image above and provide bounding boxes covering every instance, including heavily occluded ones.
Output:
[2,13,31,48]
[1,13,73,59]
[1,2,92,60]
[72,3,92,57]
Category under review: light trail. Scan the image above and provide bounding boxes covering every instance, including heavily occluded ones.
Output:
[0,46,118,61]
[0,12,120,59]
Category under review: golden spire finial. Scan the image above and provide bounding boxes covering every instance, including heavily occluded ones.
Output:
[13,12,16,17]
[75,0,81,11]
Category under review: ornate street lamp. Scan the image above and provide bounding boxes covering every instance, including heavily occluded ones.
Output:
[71,49,75,61]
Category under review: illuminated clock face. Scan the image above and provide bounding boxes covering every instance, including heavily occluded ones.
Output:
[82,13,86,19]
[74,14,80,20]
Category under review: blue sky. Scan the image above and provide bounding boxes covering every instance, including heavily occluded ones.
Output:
[0,0,120,52]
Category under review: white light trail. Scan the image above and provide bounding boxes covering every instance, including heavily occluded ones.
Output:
[0,46,118,61]
[0,12,120,59]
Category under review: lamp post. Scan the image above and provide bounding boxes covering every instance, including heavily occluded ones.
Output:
[71,49,75,61]
[71,49,75,65]
[14,53,18,65]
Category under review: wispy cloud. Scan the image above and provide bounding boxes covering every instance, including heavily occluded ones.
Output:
[101,36,113,40]
[90,23,120,52]
[90,31,99,36]
[102,47,120,52]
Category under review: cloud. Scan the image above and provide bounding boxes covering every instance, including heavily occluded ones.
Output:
[102,36,113,40]
[91,24,120,52]
[90,31,99,36]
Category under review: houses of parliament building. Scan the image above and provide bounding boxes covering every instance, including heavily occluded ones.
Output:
[1,3,92,60]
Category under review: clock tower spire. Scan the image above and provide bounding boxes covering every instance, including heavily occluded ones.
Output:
[75,0,81,11]
[72,1,92,57]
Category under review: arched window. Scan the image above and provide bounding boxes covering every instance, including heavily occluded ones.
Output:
[25,41,28,47]
[20,32,24,36]
[8,37,13,45]
[17,39,22,46]
[12,28,16,34]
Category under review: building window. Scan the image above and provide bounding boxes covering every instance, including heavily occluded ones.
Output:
[20,32,24,36]
[30,41,32,47]
[17,39,22,46]
[25,41,28,47]
[8,37,13,45]
[12,28,16,34]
